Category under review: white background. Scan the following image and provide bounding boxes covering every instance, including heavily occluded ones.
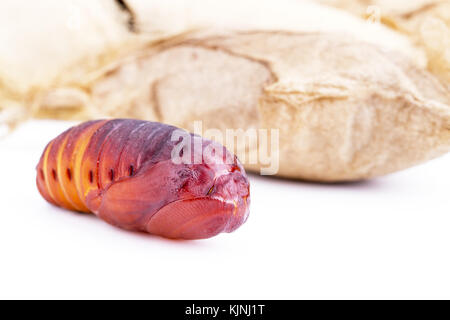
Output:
[0,120,449,299]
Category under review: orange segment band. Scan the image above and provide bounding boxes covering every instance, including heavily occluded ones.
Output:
[56,132,83,211]
[73,120,108,210]
[42,141,57,205]
[46,135,77,211]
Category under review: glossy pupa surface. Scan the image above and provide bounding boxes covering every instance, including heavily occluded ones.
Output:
[36,119,250,239]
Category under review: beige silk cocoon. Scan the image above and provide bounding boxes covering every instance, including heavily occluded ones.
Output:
[0,0,449,181]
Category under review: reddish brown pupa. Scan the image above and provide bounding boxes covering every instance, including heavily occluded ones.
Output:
[36,119,250,239]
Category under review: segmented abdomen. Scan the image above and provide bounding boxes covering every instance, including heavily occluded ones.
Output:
[36,119,250,239]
